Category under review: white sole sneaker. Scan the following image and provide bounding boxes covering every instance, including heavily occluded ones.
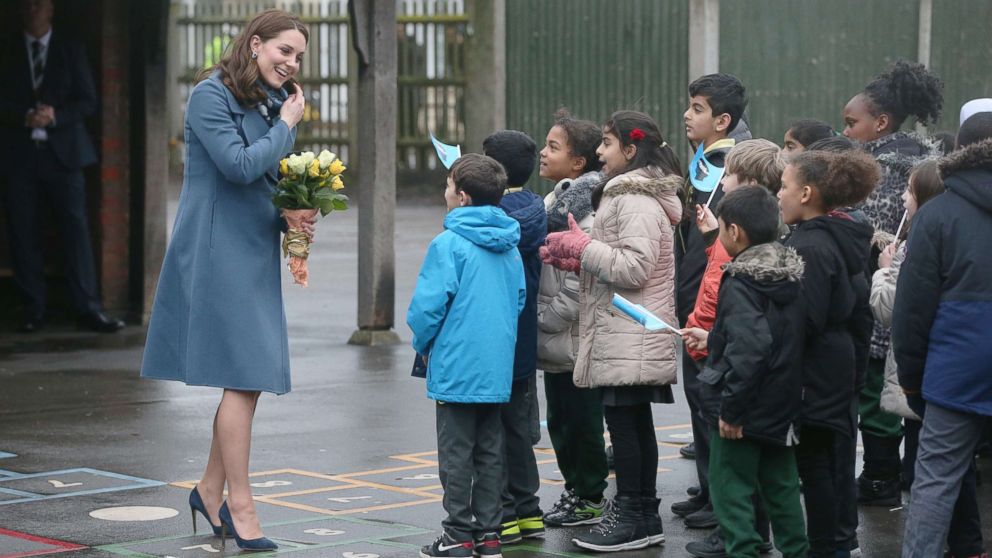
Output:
[571,536,651,553]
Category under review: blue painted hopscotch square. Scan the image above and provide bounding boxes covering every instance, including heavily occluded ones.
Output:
[0,468,164,505]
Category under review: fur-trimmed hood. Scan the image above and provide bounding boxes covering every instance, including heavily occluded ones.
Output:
[602,167,683,224]
[725,242,804,286]
[940,138,992,178]
[938,138,992,215]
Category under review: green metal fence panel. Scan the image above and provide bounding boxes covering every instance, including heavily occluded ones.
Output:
[930,0,992,132]
[719,0,919,143]
[505,0,690,193]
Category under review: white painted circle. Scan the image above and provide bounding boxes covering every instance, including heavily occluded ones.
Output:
[90,506,179,521]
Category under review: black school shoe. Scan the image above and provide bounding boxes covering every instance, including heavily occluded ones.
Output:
[856,474,902,507]
[473,532,502,558]
[672,493,708,517]
[421,533,475,558]
[680,442,697,459]
[685,528,774,557]
[571,496,649,552]
[684,503,718,529]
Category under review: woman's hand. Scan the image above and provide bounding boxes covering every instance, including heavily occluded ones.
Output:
[695,204,718,235]
[878,242,897,269]
[679,327,709,352]
[280,83,306,129]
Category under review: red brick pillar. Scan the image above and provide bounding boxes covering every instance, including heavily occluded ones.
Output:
[98,0,131,314]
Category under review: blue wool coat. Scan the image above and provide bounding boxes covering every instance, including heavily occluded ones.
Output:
[407,206,526,403]
[141,73,297,394]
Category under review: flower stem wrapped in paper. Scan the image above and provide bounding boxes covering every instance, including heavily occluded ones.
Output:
[271,150,348,286]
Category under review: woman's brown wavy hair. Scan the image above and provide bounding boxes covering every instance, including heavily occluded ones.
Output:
[196,9,309,106]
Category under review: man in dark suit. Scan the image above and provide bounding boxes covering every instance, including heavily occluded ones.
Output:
[0,0,123,333]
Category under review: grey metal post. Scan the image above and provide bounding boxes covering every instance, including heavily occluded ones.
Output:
[688,0,720,80]
[464,0,506,151]
[347,0,401,346]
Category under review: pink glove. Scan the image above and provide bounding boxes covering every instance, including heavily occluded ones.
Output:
[540,246,582,272]
[556,213,592,259]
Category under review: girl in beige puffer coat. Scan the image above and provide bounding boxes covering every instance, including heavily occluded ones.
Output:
[542,110,682,552]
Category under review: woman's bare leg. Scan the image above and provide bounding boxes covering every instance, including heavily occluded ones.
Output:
[196,408,226,526]
[217,389,264,539]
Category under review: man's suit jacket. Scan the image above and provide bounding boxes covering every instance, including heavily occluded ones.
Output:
[0,31,97,171]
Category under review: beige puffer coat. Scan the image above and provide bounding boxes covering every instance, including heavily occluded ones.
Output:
[537,194,593,373]
[870,242,920,420]
[574,167,682,388]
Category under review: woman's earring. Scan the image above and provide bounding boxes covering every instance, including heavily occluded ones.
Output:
[251,51,258,60]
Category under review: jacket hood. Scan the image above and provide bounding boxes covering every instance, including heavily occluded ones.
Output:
[444,205,521,252]
[939,138,992,214]
[802,214,873,274]
[724,242,804,303]
[500,189,547,253]
[603,167,683,224]
[940,137,992,177]
[868,132,941,175]
[546,171,601,232]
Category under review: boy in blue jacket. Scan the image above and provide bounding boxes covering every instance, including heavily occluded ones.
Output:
[483,130,548,543]
[408,153,527,558]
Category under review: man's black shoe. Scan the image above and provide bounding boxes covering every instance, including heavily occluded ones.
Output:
[685,528,774,557]
[680,442,696,459]
[856,474,901,507]
[684,504,718,529]
[79,311,125,333]
[671,493,707,517]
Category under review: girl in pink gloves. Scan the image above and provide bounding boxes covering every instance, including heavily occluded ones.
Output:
[541,110,683,552]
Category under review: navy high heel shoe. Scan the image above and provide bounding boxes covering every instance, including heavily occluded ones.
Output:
[188,486,224,536]
[219,501,278,551]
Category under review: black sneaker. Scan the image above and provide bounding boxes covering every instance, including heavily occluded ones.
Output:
[671,493,707,517]
[473,532,502,558]
[545,494,605,527]
[642,496,665,546]
[856,474,901,507]
[421,533,474,558]
[680,442,697,459]
[543,489,577,525]
[684,503,718,529]
[685,528,773,557]
[571,496,649,552]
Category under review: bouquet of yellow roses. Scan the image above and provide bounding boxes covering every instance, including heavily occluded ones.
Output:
[272,149,348,287]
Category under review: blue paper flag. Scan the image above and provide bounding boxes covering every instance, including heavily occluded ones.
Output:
[688,143,726,193]
[430,131,462,169]
[612,294,676,332]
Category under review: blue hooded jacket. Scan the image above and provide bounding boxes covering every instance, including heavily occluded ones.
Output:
[894,138,992,416]
[407,205,527,403]
[500,189,548,381]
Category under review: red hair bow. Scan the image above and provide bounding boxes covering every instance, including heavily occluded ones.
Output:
[629,128,646,141]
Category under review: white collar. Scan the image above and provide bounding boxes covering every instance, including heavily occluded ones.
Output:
[25,27,53,49]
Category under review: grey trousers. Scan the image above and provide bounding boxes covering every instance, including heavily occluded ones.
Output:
[500,374,543,519]
[437,401,505,541]
[902,402,988,558]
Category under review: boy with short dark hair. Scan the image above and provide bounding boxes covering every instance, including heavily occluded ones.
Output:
[674,73,749,529]
[482,130,548,543]
[680,187,809,557]
[408,153,527,558]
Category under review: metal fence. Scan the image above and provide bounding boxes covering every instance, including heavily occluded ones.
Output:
[173,0,466,174]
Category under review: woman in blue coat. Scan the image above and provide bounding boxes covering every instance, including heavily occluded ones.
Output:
[140,10,310,551]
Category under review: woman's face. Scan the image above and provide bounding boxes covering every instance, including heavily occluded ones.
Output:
[540,126,582,182]
[777,164,806,225]
[842,94,884,143]
[903,180,919,219]
[596,130,632,177]
[251,29,307,89]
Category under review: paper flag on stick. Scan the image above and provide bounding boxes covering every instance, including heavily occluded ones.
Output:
[894,210,908,239]
[429,131,462,169]
[689,144,726,207]
[612,294,676,331]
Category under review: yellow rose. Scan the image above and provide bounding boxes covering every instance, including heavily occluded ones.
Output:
[329,159,346,175]
[308,159,321,178]
[331,176,344,191]
[279,159,289,176]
